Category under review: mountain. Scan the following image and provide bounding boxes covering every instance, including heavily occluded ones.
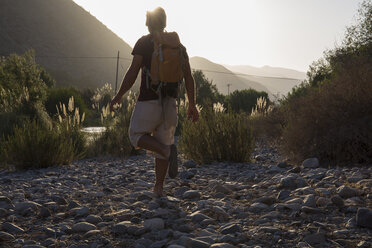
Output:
[224,65,306,96]
[0,0,134,90]
[190,57,271,95]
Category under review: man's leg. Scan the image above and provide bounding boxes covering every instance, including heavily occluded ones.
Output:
[137,134,170,159]
[154,158,168,196]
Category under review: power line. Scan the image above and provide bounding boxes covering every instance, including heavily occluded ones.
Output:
[1,54,303,81]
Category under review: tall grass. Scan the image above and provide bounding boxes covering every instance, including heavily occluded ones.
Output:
[86,91,137,157]
[179,102,254,164]
[1,97,86,170]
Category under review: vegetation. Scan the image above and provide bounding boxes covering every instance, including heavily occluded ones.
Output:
[227,89,269,114]
[86,91,137,158]
[273,0,372,163]
[179,101,254,164]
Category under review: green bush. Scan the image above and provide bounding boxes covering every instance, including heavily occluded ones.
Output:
[1,120,77,170]
[227,89,269,114]
[45,87,89,119]
[179,106,254,164]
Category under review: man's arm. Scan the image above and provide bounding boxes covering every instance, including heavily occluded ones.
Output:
[110,55,142,110]
[183,60,199,122]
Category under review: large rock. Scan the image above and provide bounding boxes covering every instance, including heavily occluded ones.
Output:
[190,211,210,223]
[302,158,319,168]
[112,221,130,234]
[220,223,241,234]
[2,222,24,234]
[0,231,15,241]
[337,185,358,199]
[356,208,372,229]
[182,190,201,200]
[189,239,210,248]
[303,233,326,245]
[144,218,164,231]
[14,201,41,212]
[71,222,96,233]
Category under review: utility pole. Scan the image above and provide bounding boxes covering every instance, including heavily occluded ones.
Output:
[227,83,232,95]
[115,51,120,94]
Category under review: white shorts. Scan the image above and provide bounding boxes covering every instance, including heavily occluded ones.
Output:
[129,97,178,151]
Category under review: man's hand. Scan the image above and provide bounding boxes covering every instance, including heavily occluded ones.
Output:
[187,104,199,122]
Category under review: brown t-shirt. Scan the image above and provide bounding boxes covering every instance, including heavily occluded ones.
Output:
[132,33,189,101]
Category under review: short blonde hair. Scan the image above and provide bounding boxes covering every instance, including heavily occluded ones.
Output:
[146,7,166,33]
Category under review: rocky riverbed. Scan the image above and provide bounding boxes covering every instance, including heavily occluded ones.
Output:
[0,145,371,248]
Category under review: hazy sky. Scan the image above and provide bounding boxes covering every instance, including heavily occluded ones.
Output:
[73,0,362,72]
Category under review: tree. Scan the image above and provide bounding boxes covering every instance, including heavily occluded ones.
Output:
[227,89,269,114]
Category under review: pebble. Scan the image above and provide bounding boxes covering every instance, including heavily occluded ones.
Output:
[182,190,201,199]
[302,158,319,168]
[337,185,358,199]
[144,218,164,231]
[356,208,372,229]
[2,222,24,234]
[71,222,97,233]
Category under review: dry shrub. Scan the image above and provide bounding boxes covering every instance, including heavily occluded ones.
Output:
[283,50,372,163]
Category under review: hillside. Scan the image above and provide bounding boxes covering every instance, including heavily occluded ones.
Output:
[224,65,305,97]
[0,0,134,90]
[190,57,271,95]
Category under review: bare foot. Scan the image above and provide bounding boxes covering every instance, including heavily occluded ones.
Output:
[153,185,164,198]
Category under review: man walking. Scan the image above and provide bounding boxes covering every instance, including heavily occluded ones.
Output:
[110,7,199,197]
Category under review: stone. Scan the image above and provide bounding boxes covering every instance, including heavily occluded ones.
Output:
[277,190,291,201]
[249,202,269,213]
[39,206,51,218]
[210,243,235,248]
[2,222,24,234]
[83,230,101,239]
[0,208,8,217]
[112,221,130,234]
[213,184,232,195]
[150,240,169,248]
[182,190,201,200]
[303,233,326,245]
[144,218,164,231]
[331,195,344,207]
[190,211,210,223]
[183,160,197,168]
[189,239,210,248]
[303,194,316,207]
[51,195,68,205]
[316,197,331,206]
[302,158,319,168]
[254,196,276,205]
[337,185,358,199]
[72,222,97,233]
[277,161,290,168]
[86,215,103,225]
[168,245,185,248]
[280,176,297,189]
[0,196,13,209]
[301,206,323,214]
[356,208,372,229]
[179,170,195,180]
[14,201,41,212]
[0,231,15,241]
[71,206,89,216]
[220,223,241,234]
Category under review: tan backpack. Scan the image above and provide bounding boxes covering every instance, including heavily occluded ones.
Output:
[145,32,185,96]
